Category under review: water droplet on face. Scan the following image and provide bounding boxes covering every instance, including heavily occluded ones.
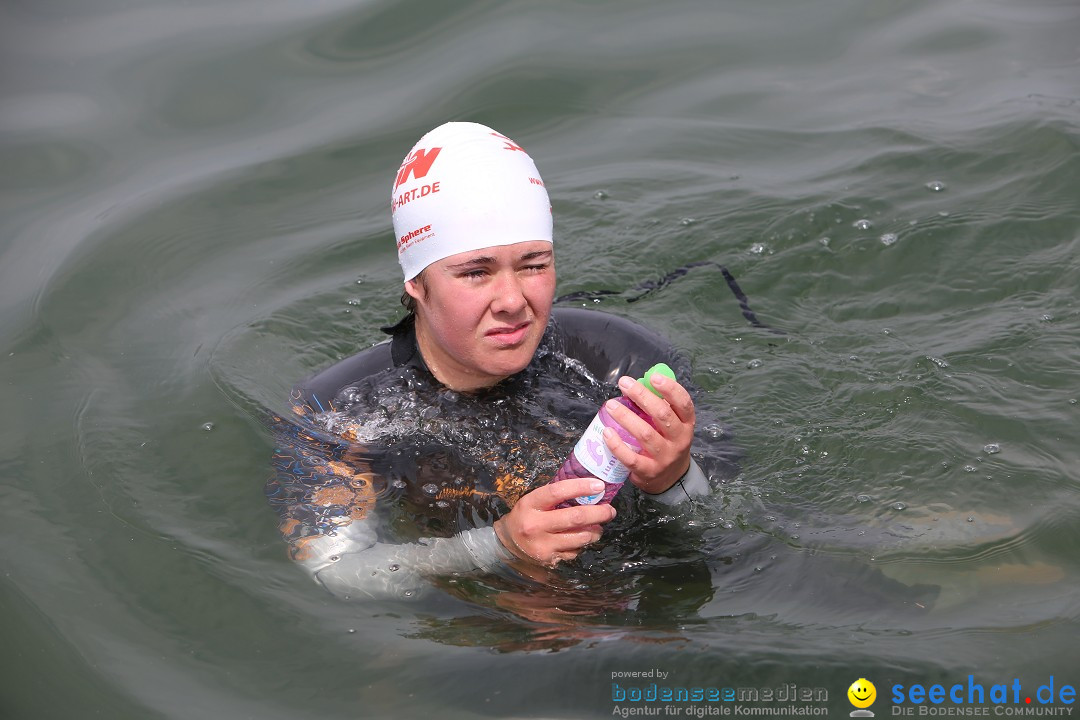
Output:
[421,483,439,496]
[853,219,873,230]
[201,422,214,431]
[983,443,1001,454]
[880,233,898,246]
[746,358,763,369]
[925,180,946,192]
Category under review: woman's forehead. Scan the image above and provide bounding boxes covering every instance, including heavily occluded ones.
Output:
[439,241,553,268]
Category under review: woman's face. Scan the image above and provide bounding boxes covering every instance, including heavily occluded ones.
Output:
[405,240,556,391]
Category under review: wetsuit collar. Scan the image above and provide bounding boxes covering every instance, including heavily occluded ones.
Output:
[382,314,430,371]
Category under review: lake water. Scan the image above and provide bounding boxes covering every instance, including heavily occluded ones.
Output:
[2,0,1078,718]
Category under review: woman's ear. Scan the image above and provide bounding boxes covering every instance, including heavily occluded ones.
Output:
[403,277,425,304]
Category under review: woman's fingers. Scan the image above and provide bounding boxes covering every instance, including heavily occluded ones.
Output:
[495,479,617,567]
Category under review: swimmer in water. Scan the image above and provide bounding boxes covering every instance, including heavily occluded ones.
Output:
[267,122,715,600]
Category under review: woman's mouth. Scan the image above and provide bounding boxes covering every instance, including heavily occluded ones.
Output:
[486,321,530,345]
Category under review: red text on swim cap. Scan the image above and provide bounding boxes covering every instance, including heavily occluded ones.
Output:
[395,147,442,190]
[392,181,440,212]
[398,224,432,252]
[490,132,524,152]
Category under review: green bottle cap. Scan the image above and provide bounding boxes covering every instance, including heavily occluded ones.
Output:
[638,362,676,397]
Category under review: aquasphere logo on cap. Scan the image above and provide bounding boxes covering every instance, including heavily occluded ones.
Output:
[848,678,877,717]
[390,121,553,281]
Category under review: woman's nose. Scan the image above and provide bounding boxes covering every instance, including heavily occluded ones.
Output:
[490,271,527,314]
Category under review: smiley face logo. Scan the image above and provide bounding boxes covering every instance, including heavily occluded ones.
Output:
[848,678,876,709]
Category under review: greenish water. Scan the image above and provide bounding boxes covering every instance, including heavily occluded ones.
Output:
[2,0,1079,718]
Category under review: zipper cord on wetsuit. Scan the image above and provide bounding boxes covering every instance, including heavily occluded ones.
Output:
[554,261,784,335]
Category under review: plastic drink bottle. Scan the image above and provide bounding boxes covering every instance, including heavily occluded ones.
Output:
[553,363,676,508]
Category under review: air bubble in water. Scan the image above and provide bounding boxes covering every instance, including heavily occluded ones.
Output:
[388,564,399,572]
[750,243,768,255]
[704,423,725,439]
[880,233,897,246]
[927,356,949,368]
[819,237,830,247]
[201,422,214,431]
[853,219,873,230]
[963,465,976,473]
[593,190,608,200]
[925,180,946,192]
[421,483,439,496]
[747,358,763,369]
[1040,314,1053,322]
[391,478,406,490]
[983,443,1000,454]
[680,218,696,226]
[891,502,907,511]
[856,494,871,503]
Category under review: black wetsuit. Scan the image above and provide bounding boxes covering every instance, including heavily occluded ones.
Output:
[267,308,733,599]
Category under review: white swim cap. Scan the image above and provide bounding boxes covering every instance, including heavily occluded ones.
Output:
[391,121,552,281]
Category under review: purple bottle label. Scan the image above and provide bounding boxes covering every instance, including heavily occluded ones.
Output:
[571,413,629,504]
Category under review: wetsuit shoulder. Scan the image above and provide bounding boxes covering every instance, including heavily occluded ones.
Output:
[296,308,687,412]
[294,340,395,414]
[551,307,689,386]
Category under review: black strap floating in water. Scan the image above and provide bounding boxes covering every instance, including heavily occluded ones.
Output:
[555,261,784,335]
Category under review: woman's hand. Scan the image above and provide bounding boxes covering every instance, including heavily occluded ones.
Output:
[602,372,696,495]
[494,477,617,567]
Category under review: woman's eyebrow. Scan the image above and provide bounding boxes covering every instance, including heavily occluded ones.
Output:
[518,249,553,262]
[445,256,497,270]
